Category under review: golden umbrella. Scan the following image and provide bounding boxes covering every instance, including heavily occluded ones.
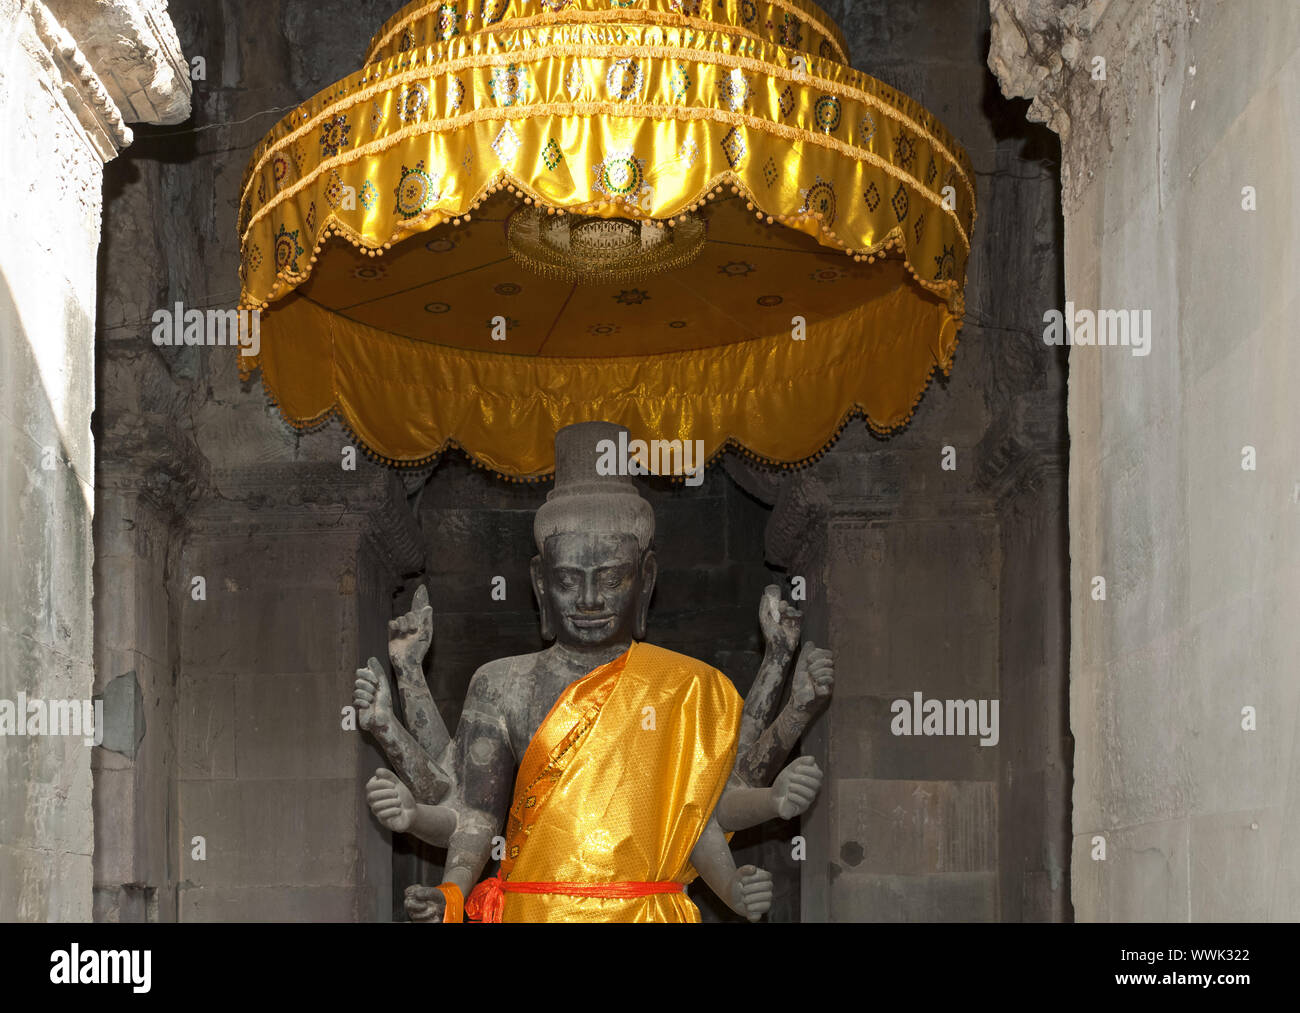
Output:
[237,0,975,478]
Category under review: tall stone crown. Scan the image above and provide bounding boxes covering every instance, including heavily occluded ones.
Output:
[534,421,655,552]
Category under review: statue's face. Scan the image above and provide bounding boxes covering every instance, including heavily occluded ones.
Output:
[534,531,654,648]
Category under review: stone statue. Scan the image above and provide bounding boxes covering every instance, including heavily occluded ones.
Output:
[354,421,833,922]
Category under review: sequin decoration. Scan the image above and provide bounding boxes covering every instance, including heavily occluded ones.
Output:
[718,70,750,112]
[778,85,795,118]
[399,84,429,122]
[489,64,531,107]
[447,77,465,111]
[814,95,841,133]
[491,124,521,163]
[933,244,955,281]
[858,112,876,144]
[800,176,836,226]
[593,149,650,207]
[274,224,304,273]
[720,126,747,168]
[319,115,351,158]
[565,62,585,98]
[541,138,563,171]
[893,132,916,170]
[606,58,644,101]
[669,63,691,100]
[891,182,909,221]
[359,180,379,211]
[436,3,461,39]
[394,160,443,219]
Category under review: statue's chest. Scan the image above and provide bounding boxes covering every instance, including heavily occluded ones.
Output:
[505,669,581,760]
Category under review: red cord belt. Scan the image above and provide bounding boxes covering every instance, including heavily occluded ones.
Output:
[441,876,685,923]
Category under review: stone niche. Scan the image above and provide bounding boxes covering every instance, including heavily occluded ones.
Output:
[85,0,1068,922]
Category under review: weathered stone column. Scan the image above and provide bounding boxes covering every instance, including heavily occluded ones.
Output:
[990,0,1300,920]
[0,0,188,922]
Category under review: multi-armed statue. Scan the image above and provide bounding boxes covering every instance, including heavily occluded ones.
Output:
[354,421,833,922]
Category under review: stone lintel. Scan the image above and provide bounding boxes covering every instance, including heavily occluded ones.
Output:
[45,0,191,125]
[23,1,132,159]
[193,464,427,577]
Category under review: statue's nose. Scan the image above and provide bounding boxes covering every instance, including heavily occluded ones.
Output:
[578,576,605,610]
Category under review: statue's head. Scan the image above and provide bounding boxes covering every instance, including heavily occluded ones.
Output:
[531,421,657,648]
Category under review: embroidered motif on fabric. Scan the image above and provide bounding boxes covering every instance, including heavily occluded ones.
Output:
[893,132,916,170]
[863,180,880,211]
[718,69,750,112]
[447,77,465,111]
[319,114,351,158]
[394,160,443,218]
[606,58,644,101]
[491,124,521,163]
[720,125,747,168]
[489,64,531,106]
[777,84,795,118]
[891,182,909,221]
[814,95,841,133]
[541,138,563,171]
[274,224,304,273]
[800,176,836,226]
[436,3,461,40]
[934,244,955,281]
[669,62,691,100]
[399,84,429,122]
[359,180,379,211]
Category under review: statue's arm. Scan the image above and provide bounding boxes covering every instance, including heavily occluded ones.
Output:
[689,816,772,922]
[354,658,450,803]
[440,670,515,901]
[736,586,801,759]
[734,642,834,786]
[715,756,824,832]
[736,642,795,760]
[388,586,452,762]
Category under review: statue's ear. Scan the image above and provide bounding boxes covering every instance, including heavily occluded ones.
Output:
[634,549,657,641]
[530,554,554,642]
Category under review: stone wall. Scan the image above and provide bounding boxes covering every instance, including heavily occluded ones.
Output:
[774,0,1070,922]
[0,0,187,922]
[990,0,1300,920]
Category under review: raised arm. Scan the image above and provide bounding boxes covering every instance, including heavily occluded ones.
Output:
[354,657,450,803]
[734,641,834,787]
[734,585,801,764]
[387,585,451,763]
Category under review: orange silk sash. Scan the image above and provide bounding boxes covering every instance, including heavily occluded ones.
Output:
[467,642,742,923]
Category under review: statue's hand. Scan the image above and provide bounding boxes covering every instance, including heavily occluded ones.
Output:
[771,755,823,820]
[729,865,774,923]
[389,585,434,672]
[354,658,395,734]
[366,768,416,833]
[758,585,802,655]
[791,641,834,716]
[404,884,447,923]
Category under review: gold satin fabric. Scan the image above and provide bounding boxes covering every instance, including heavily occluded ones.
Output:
[258,270,956,475]
[496,642,742,922]
[236,1,975,474]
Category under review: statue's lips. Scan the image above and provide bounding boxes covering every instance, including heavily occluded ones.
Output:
[568,615,617,628]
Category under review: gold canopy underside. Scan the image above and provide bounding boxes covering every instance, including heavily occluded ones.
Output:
[237,0,975,476]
